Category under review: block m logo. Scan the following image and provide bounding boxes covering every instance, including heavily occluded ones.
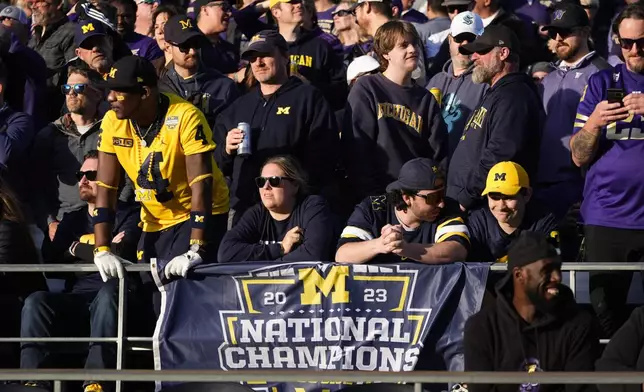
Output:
[299,266,349,305]
[494,173,506,181]
[277,107,291,115]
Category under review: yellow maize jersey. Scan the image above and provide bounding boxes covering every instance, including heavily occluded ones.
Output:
[98,93,229,232]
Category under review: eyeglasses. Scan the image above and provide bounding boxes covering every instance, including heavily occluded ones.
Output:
[61,83,92,95]
[618,37,644,51]
[255,176,293,188]
[415,188,445,205]
[76,170,97,181]
[452,33,476,44]
[332,9,354,17]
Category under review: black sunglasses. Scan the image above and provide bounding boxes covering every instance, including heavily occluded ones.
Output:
[208,2,233,11]
[619,37,644,51]
[255,176,293,188]
[415,188,445,205]
[62,83,91,95]
[453,33,476,44]
[76,170,97,181]
[546,28,579,40]
[333,9,354,17]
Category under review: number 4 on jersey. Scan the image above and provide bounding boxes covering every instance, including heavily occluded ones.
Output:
[137,152,174,203]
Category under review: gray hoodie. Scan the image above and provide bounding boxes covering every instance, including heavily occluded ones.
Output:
[426,59,488,156]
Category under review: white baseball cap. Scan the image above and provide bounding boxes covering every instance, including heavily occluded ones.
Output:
[347,55,380,85]
[0,6,28,25]
[450,11,484,38]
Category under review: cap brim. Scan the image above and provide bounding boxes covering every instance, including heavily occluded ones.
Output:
[459,41,494,55]
[167,31,205,46]
[440,0,471,6]
[385,180,403,193]
[77,31,107,46]
[481,184,521,196]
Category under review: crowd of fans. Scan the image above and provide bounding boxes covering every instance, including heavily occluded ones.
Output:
[0,0,641,388]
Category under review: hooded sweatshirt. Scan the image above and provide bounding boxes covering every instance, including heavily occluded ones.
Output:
[159,66,239,127]
[464,275,599,392]
[343,73,448,201]
[427,60,488,156]
[447,72,544,210]
[213,76,339,214]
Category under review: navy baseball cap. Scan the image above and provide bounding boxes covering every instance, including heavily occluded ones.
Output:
[386,158,445,192]
[459,24,520,55]
[103,56,158,91]
[164,15,207,46]
[508,231,561,272]
[241,30,288,59]
[542,3,589,30]
[75,19,108,47]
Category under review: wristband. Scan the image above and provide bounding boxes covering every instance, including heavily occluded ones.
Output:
[94,246,111,255]
[96,181,118,191]
[188,173,213,187]
[190,211,207,230]
[91,207,116,225]
[189,239,205,246]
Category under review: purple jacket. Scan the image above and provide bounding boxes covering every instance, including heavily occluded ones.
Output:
[402,8,428,24]
[124,31,163,62]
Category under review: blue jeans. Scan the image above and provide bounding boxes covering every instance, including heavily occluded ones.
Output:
[20,279,118,371]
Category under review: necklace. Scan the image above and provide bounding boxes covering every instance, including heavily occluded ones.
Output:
[133,120,156,147]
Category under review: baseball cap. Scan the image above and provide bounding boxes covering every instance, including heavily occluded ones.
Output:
[386,158,444,192]
[270,0,301,8]
[542,3,589,31]
[75,19,109,47]
[103,56,158,91]
[450,11,484,37]
[481,161,530,196]
[350,0,388,11]
[459,25,520,55]
[507,231,561,272]
[0,6,28,24]
[164,15,206,46]
[347,55,380,85]
[441,0,472,7]
[241,30,288,59]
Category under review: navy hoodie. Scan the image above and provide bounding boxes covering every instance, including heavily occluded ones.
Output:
[213,76,339,213]
[218,195,335,262]
[342,73,448,201]
[447,72,544,210]
[159,66,240,127]
[464,274,599,392]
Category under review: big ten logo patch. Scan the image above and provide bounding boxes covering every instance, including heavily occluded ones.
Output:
[218,263,433,378]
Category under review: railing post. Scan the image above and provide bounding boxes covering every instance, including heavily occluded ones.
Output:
[53,380,62,392]
[569,270,576,298]
[414,382,422,392]
[115,273,128,392]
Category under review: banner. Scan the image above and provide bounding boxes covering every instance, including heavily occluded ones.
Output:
[152,262,489,392]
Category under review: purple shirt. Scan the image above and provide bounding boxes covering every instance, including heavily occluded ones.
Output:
[402,9,429,24]
[124,31,163,62]
[316,6,336,35]
[574,63,644,229]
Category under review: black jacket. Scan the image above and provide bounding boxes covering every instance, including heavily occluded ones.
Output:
[218,195,335,262]
[596,306,644,392]
[447,72,544,210]
[213,77,339,213]
[464,275,599,392]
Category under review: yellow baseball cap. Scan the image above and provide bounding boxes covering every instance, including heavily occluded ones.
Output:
[481,161,530,196]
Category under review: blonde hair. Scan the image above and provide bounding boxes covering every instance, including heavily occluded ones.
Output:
[263,155,310,196]
[373,20,421,71]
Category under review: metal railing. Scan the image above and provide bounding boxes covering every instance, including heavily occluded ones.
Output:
[1,263,643,392]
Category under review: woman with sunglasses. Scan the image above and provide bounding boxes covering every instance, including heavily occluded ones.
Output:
[218,155,335,262]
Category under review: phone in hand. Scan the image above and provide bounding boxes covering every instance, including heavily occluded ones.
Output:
[607,88,625,106]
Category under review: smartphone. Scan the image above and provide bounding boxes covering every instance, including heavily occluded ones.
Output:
[607,88,625,105]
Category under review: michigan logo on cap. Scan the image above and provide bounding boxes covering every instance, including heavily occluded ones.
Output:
[108,67,117,79]
[553,9,566,20]
[82,23,95,34]
[431,165,439,173]
[494,173,506,181]
[179,19,193,30]
[250,34,265,43]
[137,77,143,82]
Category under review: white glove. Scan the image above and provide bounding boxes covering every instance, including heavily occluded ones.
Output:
[164,249,203,279]
[94,251,131,282]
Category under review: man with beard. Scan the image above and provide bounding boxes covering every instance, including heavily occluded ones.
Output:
[463,231,599,392]
[569,2,644,338]
[28,0,76,121]
[343,20,448,204]
[21,150,141,392]
[72,19,115,76]
[535,3,610,218]
[447,25,544,212]
[33,67,106,242]
[336,158,469,264]
[213,30,337,227]
[427,11,488,157]
[110,0,163,62]
[159,15,239,127]
[467,161,559,263]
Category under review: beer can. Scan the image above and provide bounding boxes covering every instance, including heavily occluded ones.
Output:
[237,122,252,156]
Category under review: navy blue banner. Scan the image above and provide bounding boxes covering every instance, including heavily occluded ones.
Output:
[152,262,489,392]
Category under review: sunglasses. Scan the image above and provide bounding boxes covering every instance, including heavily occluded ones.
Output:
[177,40,201,53]
[76,170,97,181]
[487,192,518,201]
[453,33,476,44]
[62,83,91,95]
[415,188,445,205]
[619,37,644,51]
[207,2,233,11]
[546,28,579,40]
[333,9,354,17]
[255,176,293,188]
